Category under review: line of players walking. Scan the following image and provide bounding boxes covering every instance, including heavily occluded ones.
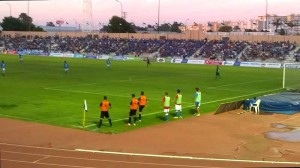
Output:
[97,88,202,129]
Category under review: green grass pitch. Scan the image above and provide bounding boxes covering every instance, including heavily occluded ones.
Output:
[0,54,285,133]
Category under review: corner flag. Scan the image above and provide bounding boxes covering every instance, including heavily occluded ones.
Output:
[84,99,88,112]
[83,99,88,128]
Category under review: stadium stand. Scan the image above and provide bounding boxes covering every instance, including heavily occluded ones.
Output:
[0,36,298,62]
[240,41,297,62]
[195,40,249,60]
[294,48,300,62]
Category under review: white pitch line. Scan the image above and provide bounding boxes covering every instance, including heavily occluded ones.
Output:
[2,159,97,168]
[33,155,50,163]
[208,78,281,89]
[45,75,182,90]
[81,88,283,128]
[82,103,195,129]
[1,142,299,166]
[279,113,300,123]
[45,87,191,104]
[75,149,300,165]
[45,88,134,98]
[2,150,220,168]
[0,113,33,121]
[206,87,251,93]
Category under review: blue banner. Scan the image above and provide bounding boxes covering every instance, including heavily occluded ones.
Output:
[85,55,98,59]
[233,61,241,66]
[181,59,189,63]
[112,56,127,60]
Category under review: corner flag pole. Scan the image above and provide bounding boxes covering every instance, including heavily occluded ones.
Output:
[83,99,88,128]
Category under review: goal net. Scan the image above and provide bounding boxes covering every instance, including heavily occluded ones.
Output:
[283,63,300,90]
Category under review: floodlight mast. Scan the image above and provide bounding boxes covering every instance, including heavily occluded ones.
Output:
[115,0,124,19]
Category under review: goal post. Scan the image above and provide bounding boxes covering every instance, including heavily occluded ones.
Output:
[283,63,300,89]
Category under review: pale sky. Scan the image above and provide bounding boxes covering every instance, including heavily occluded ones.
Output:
[0,0,299,27]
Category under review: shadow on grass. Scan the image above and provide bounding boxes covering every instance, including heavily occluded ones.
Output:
[155,115,164,121]
[0,104,17,109]
[188,108,195,115]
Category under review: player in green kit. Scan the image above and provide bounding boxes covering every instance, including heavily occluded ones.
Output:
[174,89,183,118]
[194,87,201,116]
[162,92,171,121]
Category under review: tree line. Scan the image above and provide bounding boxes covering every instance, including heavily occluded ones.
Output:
[1,13,298,35]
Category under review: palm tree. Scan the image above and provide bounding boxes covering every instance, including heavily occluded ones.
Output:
[233,25,240,32]
[272,18,282,33]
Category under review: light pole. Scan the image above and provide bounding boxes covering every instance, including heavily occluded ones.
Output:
[99,22,101,33]
[119,23,122,37]
[27,0,30,31]
[185,19,189,32]
[6,3,11,17]
[73,19,78,32]
[157,0,160,34]
[115,0,123,18]
[265,0,268,31]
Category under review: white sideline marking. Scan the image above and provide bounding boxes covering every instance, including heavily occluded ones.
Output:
[81,88,283,128]
[45,88,135,98]
[1,158,216,168]
[0,113,33,121]
[45,87,191,103]
[78,106,196,129]
[33,155,50,163]
[75,149,300,165]
[1,141,300,166]
[45,75,182,90]
[2,159,97,168]
[207,87,251,93]
[279,113,300,123]
[208,78,281,89]
[2,150,220,168]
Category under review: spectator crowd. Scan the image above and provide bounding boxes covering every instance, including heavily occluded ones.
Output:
[241,41,296,61]
[0,35,298,62]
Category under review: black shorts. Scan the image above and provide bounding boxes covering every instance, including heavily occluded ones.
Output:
[139,105,145,112]
[100,111,110,119]
[129,109,137,116]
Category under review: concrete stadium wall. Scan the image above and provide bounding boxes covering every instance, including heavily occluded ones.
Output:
[1,30,300,45]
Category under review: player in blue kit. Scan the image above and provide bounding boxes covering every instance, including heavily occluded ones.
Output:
[1,60,5,76]
[64,61,69,73]
[106,58,111,69]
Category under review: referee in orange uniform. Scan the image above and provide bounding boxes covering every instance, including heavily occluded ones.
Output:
[138,91,148,122]
[98,96,112,129]
[128,94,139,126]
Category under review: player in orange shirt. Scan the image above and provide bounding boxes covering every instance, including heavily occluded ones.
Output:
[128,94,139,126]
[97,96,112,129]
[138,91,148,122]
